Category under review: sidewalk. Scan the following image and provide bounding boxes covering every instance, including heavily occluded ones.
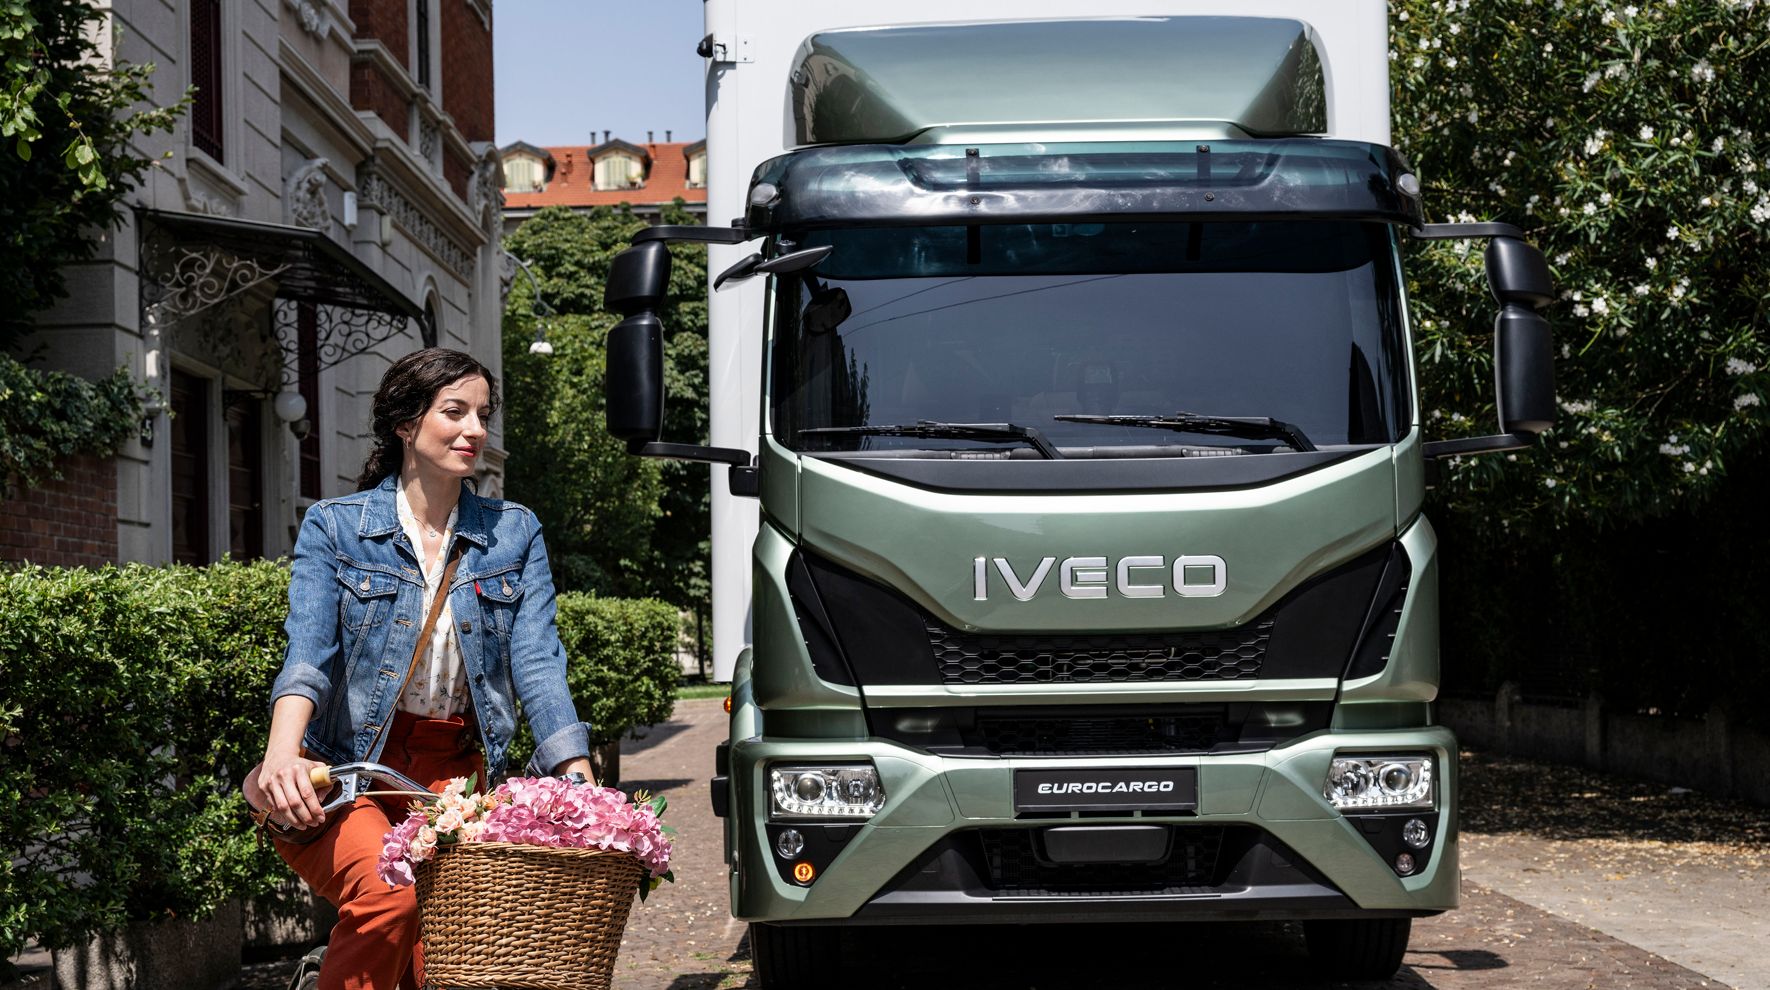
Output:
[1458,751,1770,990]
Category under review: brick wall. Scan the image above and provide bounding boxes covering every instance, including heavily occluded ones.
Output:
[0,455,118,567]
[350,60,408,132]
[350,0,410,69]
[441,0,493,142]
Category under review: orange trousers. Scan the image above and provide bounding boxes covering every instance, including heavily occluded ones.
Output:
[276,710,484,990]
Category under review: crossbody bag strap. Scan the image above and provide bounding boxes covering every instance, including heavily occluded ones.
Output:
[371,541,464,753]
[400,541,465,697]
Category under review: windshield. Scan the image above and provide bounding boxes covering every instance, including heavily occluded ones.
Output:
[769,221,1410,457]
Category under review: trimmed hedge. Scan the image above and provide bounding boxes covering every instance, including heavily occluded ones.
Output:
[0,561,679,959]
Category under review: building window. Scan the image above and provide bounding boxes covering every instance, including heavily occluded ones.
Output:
[593,154,643,191]
[415,0,432,90]
[226,396,265,560]
[189,0,224,161]
[687,153,708,189]
[297,304,322,500]
[170,369,210,564]
[503,156,543,192]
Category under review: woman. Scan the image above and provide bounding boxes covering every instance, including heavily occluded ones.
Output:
[245,348,593,990]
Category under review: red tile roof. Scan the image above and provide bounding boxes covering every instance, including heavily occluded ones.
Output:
[503,140,708,210]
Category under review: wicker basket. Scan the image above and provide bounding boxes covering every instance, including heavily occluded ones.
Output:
[413,841,648,990]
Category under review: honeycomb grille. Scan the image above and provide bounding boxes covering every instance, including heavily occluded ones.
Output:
[979,827,1225,896]
[929,620,1271,684]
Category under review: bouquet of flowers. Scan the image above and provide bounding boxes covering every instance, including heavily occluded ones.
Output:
[377,775,675,897]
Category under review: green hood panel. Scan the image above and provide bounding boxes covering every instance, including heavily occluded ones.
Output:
[796,447,1397,633]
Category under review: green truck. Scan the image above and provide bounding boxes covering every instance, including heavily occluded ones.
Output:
[603,5,1554,986]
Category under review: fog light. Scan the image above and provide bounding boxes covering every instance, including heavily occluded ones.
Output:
[791,861,817,884]
[1324,755,1434,810]
[775,828,805,859]
[1394,852,1416,875]
[1403,818,1431,849]
[769,764,887,820]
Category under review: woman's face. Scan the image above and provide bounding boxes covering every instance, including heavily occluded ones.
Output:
[397,375,491,479]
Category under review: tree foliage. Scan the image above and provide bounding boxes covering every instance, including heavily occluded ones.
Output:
[1,0,183,334]
[1393,0,1768,529]
[501,204,711,605]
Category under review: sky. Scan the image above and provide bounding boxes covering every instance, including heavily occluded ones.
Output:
[494,1,708,148]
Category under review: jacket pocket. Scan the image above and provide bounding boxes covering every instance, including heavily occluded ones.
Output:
[475,569,525,654]
[336,564,399,631]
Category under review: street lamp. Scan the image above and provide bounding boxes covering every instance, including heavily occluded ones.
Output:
[505,251,556,355]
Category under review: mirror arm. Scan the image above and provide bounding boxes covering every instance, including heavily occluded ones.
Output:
[629,440,752,467]
[1421,433,1536,460]
[1409,222,1527,240]
[632,225,758,245]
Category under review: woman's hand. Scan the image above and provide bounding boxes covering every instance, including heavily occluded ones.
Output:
[554,756,597,788]
[248,751,331,827]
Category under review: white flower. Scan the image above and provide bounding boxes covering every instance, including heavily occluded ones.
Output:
[1573,303,1590,317]
[1726,357,1759,375]
[1623,3,1638,14]
[1592,297,1611,315]
[1584,135,1603,155]
[1640,125,1656,140]
[1714,137,1727,152]
[1561,399,1594,414]
[1545,478,1558,488]
[1466,107,1478,122]
[1683,461,1698,473]
[1398,10,1409,20]
[1583,71,1603,93]
[1667,225,1681,240]
[1450,22,1462,34]
[1736,393,1763,409]
[1583,201,1598,215]
[1634,284,1650,296]
[1600,191,1613,205]
[1645,256,1659,269]
[1745,179,1759,194]
[1752,199,1770,223]
[1659,442,1690,456]
[1692,60,1716,83]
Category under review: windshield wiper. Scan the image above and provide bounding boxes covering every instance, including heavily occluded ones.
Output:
[1053,412,1317,452]
[799,421,1061,459]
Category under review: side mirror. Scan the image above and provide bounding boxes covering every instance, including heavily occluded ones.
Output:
[604,242,673,444]
[1487,237,1555,435]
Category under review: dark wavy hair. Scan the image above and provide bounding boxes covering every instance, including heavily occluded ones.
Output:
[355,348,501,491]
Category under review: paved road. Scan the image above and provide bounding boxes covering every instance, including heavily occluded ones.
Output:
[613,699,1762,990]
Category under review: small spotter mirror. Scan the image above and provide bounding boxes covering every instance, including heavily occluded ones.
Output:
[756,244,833,276]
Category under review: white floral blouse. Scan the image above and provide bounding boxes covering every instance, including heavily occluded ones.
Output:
[395,486,469,719]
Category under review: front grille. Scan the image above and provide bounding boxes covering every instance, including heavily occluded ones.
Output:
[979,827,1225,896]
[977,713,1225,755]
[929,620,1271,685]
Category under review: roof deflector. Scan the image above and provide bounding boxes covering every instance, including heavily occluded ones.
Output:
[790,17,1326,146]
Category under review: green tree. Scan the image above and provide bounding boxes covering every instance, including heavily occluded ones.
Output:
[501,203,711,606]
[1,0,183,488]
[1392,0,1768,530]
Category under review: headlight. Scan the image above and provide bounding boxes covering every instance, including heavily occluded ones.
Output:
[1324,754,1434,810]
[769,764,887,820]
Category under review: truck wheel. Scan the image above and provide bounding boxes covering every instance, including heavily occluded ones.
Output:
[1303,917,1412,980]
[749,922,839,990]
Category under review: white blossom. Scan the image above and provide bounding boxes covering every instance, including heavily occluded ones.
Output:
[1634,284,1650,296]
[1592,297,1611,315]
[1583,71,1603,93]
[1666,225,1681,240]
[1726,357,1759,375]
[1561,399,1595,414]
[1692,60,1716,83]
[1639,125,1656,140]
[1752,199,1770,223]
[1645,256,1659,269]
[1736,393,1763,409]
[1583,201,1598,215]
[1659,442,1690,456]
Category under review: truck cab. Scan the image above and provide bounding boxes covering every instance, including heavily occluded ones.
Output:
[603,6,1553,986]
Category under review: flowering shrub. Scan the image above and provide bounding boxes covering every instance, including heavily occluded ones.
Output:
[378,776,675,895]
[1392,0,1769,529]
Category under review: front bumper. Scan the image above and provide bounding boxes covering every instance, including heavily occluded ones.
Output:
[728,727,1458,924]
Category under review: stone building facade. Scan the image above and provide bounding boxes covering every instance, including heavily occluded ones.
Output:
[0,0,507,567]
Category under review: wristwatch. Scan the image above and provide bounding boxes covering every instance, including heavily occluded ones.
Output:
[562,771,590,786]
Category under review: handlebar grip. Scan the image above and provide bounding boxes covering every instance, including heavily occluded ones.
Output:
[309,766,332,788]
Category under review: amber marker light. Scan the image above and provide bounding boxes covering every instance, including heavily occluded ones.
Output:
[723,695,732,713]
[791,861,817,884]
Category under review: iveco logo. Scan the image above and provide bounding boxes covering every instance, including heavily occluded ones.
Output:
[973,555,1227,601]
[1036,780,1177,795]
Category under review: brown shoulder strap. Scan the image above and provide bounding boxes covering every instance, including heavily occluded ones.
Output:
[402,541,464,693]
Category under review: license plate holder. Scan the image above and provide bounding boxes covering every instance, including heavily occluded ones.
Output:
[1014,766,1198,814]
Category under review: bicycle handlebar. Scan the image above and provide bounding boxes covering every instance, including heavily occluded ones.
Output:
[250,761,438,841]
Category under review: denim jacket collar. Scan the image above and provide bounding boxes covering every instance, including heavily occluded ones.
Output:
[358,473,490,549]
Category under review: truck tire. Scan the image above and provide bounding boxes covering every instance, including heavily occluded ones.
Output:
[1303,917,1412,980]
[750,922,839,990]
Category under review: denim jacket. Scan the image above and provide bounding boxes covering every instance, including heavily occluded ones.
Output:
[270,474,589,780]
